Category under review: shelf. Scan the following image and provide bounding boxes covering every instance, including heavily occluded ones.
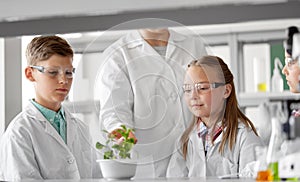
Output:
[238,91,300,107]
[62,92,300,113]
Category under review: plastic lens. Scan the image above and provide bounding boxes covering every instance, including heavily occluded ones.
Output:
[183,82,225,94]
[30,65,75,78]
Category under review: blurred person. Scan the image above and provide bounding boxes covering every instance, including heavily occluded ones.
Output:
[282,26,300,119]
[282,26,299,94]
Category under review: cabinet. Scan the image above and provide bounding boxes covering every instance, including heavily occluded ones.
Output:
[195,20,300,109]
[17,19,298,143]
[239,92,300,108]
[62,19,300,113]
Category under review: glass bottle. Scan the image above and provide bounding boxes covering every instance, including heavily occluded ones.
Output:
[266,116,283,181]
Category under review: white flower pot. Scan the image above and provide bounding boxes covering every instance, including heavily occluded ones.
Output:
[97,159,137,179]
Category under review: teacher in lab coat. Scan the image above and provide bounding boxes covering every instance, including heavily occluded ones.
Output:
[98,28,207,177]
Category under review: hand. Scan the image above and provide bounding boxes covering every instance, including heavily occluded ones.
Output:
[110,129,138,144]
[292,109,300,117]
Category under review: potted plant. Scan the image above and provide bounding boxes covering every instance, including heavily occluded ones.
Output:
[96,125,137,179]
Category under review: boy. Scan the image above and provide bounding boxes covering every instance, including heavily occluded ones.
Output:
[0,35,100,180]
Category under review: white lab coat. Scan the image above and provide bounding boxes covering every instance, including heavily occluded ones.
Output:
[166,123,264,178]
[0,102,101,181]
[98,29,207,177]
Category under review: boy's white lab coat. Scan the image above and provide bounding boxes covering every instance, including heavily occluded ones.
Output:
[166,123,264,177]
[0,102,100,181]
[99,29,207,177]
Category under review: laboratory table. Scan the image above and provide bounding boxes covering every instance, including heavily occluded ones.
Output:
[8,177,257,182]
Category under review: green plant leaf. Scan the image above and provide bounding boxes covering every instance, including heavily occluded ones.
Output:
[104,150,113,159]
[112,144,121,150]
[128,138,135,144]
[124,142,134,152]
[96,126,136,159]
[121,125,127,130]
[102,129,109,133]
[95,142,105,150]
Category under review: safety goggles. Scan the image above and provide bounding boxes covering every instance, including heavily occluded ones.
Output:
[183,82,225,95]
[30,65,75,79]
[285,57,298,70]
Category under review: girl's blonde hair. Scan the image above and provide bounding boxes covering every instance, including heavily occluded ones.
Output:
[181,55,258,159]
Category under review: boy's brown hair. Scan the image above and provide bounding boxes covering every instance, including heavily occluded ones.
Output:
[26,35,73,65]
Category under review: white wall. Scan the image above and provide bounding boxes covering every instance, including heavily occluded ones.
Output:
[4,38,22,130]
[69,52,105,145]
[21,36,36,108]
[243,43,271,93]
[70,53,103,102]
[0,38,4,137]
[208,45,231,68]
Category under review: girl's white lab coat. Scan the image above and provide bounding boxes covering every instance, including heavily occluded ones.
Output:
[166,123,264,177]
[0,102,100,181]
[99,29,207,177]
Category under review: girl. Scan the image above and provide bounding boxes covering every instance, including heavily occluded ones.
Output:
[167,56,263,177]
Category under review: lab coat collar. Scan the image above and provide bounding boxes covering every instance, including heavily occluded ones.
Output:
[168,29,187,42]
[126,30,144,49]
[206,122,246,157]
[64,107,77,148]
[26,101,47,121]
[209,122,246,145]
[205,129,223,158]
[25,102,77,149]
[126,29,188,49]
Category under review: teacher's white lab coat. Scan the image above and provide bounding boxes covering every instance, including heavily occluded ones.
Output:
[0,102,100,181]
[166,123,264,177]
[99,29,207,177]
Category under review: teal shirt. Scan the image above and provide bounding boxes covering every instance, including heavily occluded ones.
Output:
[31,99,67,143]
